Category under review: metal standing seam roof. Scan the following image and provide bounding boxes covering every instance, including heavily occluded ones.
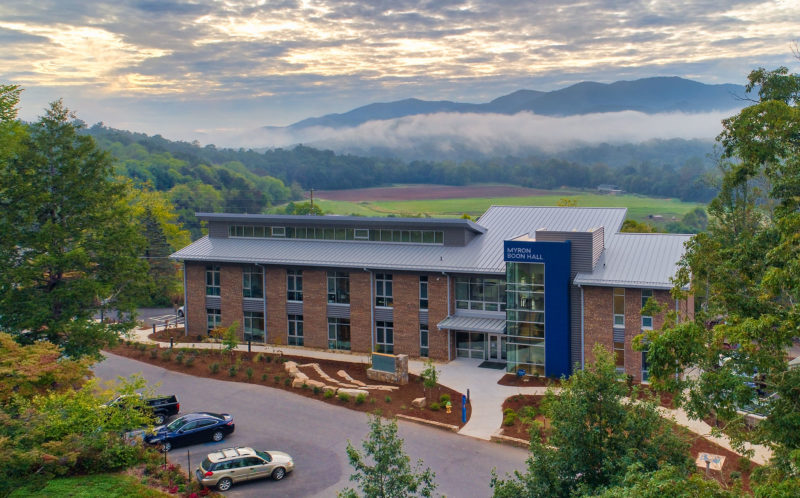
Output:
[573,233,693,289]
[437,315,506,333]
[171,206,629,275]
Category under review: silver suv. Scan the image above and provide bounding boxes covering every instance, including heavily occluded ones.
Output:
[196,446,294,491]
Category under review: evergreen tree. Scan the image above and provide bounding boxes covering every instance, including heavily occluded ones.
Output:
[0,99,149,357]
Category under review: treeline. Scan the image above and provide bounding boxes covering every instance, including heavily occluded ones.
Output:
[88,124,296,237]
[86,126,719,234]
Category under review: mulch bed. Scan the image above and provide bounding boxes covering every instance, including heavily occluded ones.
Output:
[108,342,470,428]
[499,394,757,492]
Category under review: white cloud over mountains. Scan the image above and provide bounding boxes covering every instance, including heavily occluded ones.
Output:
[241,109,736,154]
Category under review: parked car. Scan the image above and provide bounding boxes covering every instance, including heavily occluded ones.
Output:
[144,412,234,452]
[195,446,294,491]
[103,393,180,425]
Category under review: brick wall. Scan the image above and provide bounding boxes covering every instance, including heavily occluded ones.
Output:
[302,269,328,349]
[350,271,373,353]
[582,286,614,366]
[393,273,420,356]
[427,274,450,360]
[265,267,287,344]
[185,262,207,337]
[220,264,243,338]
[623,288,643,379]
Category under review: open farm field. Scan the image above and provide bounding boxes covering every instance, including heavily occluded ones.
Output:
[279,184,703,226]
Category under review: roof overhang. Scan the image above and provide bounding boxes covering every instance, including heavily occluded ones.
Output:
[437,315,506,334]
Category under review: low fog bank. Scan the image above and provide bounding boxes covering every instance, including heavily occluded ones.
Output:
[231,109,736,161]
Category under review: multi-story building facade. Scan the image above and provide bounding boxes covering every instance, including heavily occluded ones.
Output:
[171,206,692,381]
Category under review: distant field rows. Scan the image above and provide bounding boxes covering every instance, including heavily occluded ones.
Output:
[275,185,703,224]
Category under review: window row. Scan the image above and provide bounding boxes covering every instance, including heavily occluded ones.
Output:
[455,277,506,311]
[613,288,655,329]
[204,311,428,357]
[229,225,444,245]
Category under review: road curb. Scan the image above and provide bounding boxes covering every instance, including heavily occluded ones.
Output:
[396,414,460,433]
[489,429,530,448]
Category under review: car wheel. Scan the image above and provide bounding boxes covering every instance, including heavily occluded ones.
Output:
[272,467,286,481]
[161,441,172,452]
[153,413,166,425]
[211,430,224,442]
[217,477,233,492]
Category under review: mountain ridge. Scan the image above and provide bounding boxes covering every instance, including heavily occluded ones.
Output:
[279,76,744,130]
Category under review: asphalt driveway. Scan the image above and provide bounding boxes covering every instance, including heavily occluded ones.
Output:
[93,353,528,497]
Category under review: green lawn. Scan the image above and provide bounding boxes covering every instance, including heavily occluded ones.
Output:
[9,473,169,498]
[279,191,702,226]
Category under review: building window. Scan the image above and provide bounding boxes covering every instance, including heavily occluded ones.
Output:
[375,273,393,307]
[229,225,443,244]
[376,321,394,354]
[505,263,545,375]
[455,276,507,311]
[287,270,303,301]
[613,288,625,327]
[327,271,350,304]
[244,311,265,342]
[288,314,303,346]
[642,349,649,382]
[641,289,653,329]
[614,341,625,373]
[419,276,428,309]
[420,324,429,357]
[206,265,220,296]
[242,266,263,298]
[206,308,221,333]
[328,318,351,351]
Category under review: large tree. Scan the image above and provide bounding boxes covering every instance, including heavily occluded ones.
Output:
[0,99,149,357]
[644,65,800,491]
[491,346,692,498]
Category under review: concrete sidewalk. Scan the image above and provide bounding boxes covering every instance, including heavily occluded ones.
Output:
[131,324,772,464]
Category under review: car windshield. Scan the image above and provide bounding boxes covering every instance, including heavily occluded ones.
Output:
[166,417,189,431]
[256,450,271,462]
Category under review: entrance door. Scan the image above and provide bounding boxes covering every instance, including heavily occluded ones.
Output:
[488,335,507,361]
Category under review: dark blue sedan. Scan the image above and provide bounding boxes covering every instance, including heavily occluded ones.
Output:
[145,412,234,452]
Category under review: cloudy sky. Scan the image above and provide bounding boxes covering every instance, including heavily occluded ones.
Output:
[1,0,797,146]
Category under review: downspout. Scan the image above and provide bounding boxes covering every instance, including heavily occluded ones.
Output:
[580,285,585,369]
[183,262,188,336]
[368,270,374,353]
[446,273,451,361]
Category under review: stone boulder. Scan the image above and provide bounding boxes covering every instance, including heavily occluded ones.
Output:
[305,379,325,389]
[291,371,308,381]
[322,385,338,395]
[284,361,298,374]
[412,397,426,409]
[291,377,308,389]
[337,388,369,398]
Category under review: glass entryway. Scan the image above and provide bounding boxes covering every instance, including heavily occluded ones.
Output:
[456,332,507,361]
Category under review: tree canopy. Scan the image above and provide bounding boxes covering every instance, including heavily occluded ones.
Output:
[644,65,800,492]
[0,99,150,357]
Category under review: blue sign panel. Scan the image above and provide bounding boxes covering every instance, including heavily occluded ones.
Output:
[504,239,571,378]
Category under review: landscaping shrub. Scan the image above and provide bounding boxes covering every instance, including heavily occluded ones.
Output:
[174,351,184,364]
[355,393,366,405]
[429,402,440,411]
[338,392,351,403]
[261,373,268,381]
[253,353,263,363]
[503,409,517,426]
[209,362,220,374]
[184,355,195,367]
[313,386,322,395]
[265,355,273,363]
[228,365,238,377]
[302,383,309,390]
[324,390,335,399]
[384,396,392,403]
[195,334,203,342]
[246,367,254,381]
[401,404,408,410]
[284,378,291,386]
[369,398,376,405]
[439,394,451,404]
[274,375,281,383]
[160,349,172,361]
[149,349,158,359]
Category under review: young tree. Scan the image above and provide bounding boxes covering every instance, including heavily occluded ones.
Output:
[0,100,150,357]
[644,65,800,489]
[420,359,439,400]
[491,345,692,498]
[339,414,437,498]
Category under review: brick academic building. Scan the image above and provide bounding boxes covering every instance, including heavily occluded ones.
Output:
[171,206,693,381]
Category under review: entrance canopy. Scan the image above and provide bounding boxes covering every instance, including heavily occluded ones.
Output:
[437,315,505,334]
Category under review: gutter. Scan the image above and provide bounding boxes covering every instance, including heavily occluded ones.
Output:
[580,285,585,370]
[183,262,187,336]
[446,273,451,361]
